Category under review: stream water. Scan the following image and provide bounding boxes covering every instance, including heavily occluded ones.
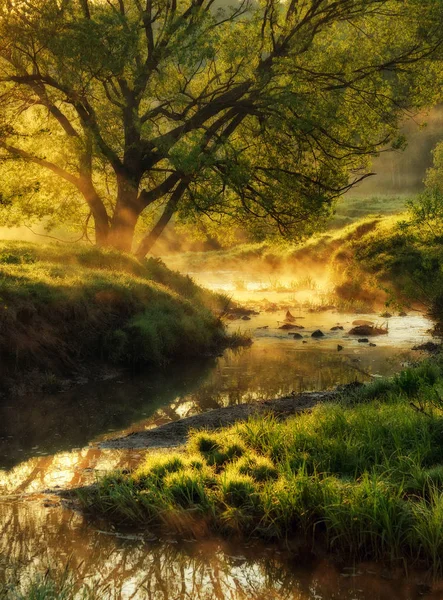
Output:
[0,277,440,598]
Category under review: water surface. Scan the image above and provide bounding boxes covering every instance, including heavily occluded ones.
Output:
[0,294,438,598]
[1,498,441,599]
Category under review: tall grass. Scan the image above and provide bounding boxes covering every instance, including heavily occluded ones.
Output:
[80,357,443,570]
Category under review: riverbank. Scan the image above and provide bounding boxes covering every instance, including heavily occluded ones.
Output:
[78,355,443,571]
[97,390,336,449]
[0,241,243,394]
[161,215,400,314]
[163,201,443,320]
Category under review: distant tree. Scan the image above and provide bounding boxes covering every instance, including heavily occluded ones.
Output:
[0,0,441,256]
[406,141,443,240]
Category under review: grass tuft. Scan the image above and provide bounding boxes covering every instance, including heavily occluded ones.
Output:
[236,453,278,482]
[80,357,443,571]
[219,470,257,508]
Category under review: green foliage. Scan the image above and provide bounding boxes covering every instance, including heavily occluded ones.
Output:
[407,188,443,241]
[327,138,443,321]
[0,0,440,253]
[81,358,443,569]
[0,241,234,388]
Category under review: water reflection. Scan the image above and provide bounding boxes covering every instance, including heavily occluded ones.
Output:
[0,359,215,470]
[0,306,439,599]
[1,310,432,471]
[0,447,140,496]
[1,499,441,599]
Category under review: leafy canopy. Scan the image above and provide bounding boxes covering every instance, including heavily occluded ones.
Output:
[0,0,442,253]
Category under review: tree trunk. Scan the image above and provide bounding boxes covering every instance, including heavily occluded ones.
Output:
[108,176,142,252]
[78,179,110,247]
[108,207,140,251]
[93,211,110,247]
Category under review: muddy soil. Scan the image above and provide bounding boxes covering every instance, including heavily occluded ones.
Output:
[98,390,336,450]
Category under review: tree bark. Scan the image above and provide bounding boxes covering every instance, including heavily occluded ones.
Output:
[135,180,188,258]
[92,211,110,247]
[108,208,140,251]
[108,175,142,252]
[77,178,110,246]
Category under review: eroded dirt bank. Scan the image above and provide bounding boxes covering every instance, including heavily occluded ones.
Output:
[98,390,337,450]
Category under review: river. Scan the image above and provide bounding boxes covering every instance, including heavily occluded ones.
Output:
[0,285,439,598]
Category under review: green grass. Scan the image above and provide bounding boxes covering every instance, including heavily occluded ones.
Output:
[329,195,409,229]
[80,356,443,570]
[165,195,410,273]
[331,211,443,319]
[0,240,238,389]
[0,567,103,599]
[166,217,383,273]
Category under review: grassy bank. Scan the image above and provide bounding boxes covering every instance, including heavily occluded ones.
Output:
[0,241,236,392]
[332,214,443,320]
[329,194,408,229]
[163,193,443,320]
[79,357,443,570]
[164,195,409,273]
[166,216,390,274]
[164,216,400,312]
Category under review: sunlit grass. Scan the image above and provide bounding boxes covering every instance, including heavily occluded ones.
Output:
[165,196,410,274]
[80,356,443,570]
[0,241,240,389]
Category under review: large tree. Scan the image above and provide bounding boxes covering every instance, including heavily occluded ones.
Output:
[0,0,441,256]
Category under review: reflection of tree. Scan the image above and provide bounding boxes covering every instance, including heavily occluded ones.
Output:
[0,447,150,496]
[0,500,419,600]
[1,332,410,473]
[0,358,215,470]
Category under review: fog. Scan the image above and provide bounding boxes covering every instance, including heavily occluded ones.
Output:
[353,106,443,195]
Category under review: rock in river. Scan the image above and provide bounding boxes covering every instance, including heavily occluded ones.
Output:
[311,329,325,338]
[352,320,374,327]
[349,324,388,336]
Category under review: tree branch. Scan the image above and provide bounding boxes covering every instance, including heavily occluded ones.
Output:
[136,179,189,257]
